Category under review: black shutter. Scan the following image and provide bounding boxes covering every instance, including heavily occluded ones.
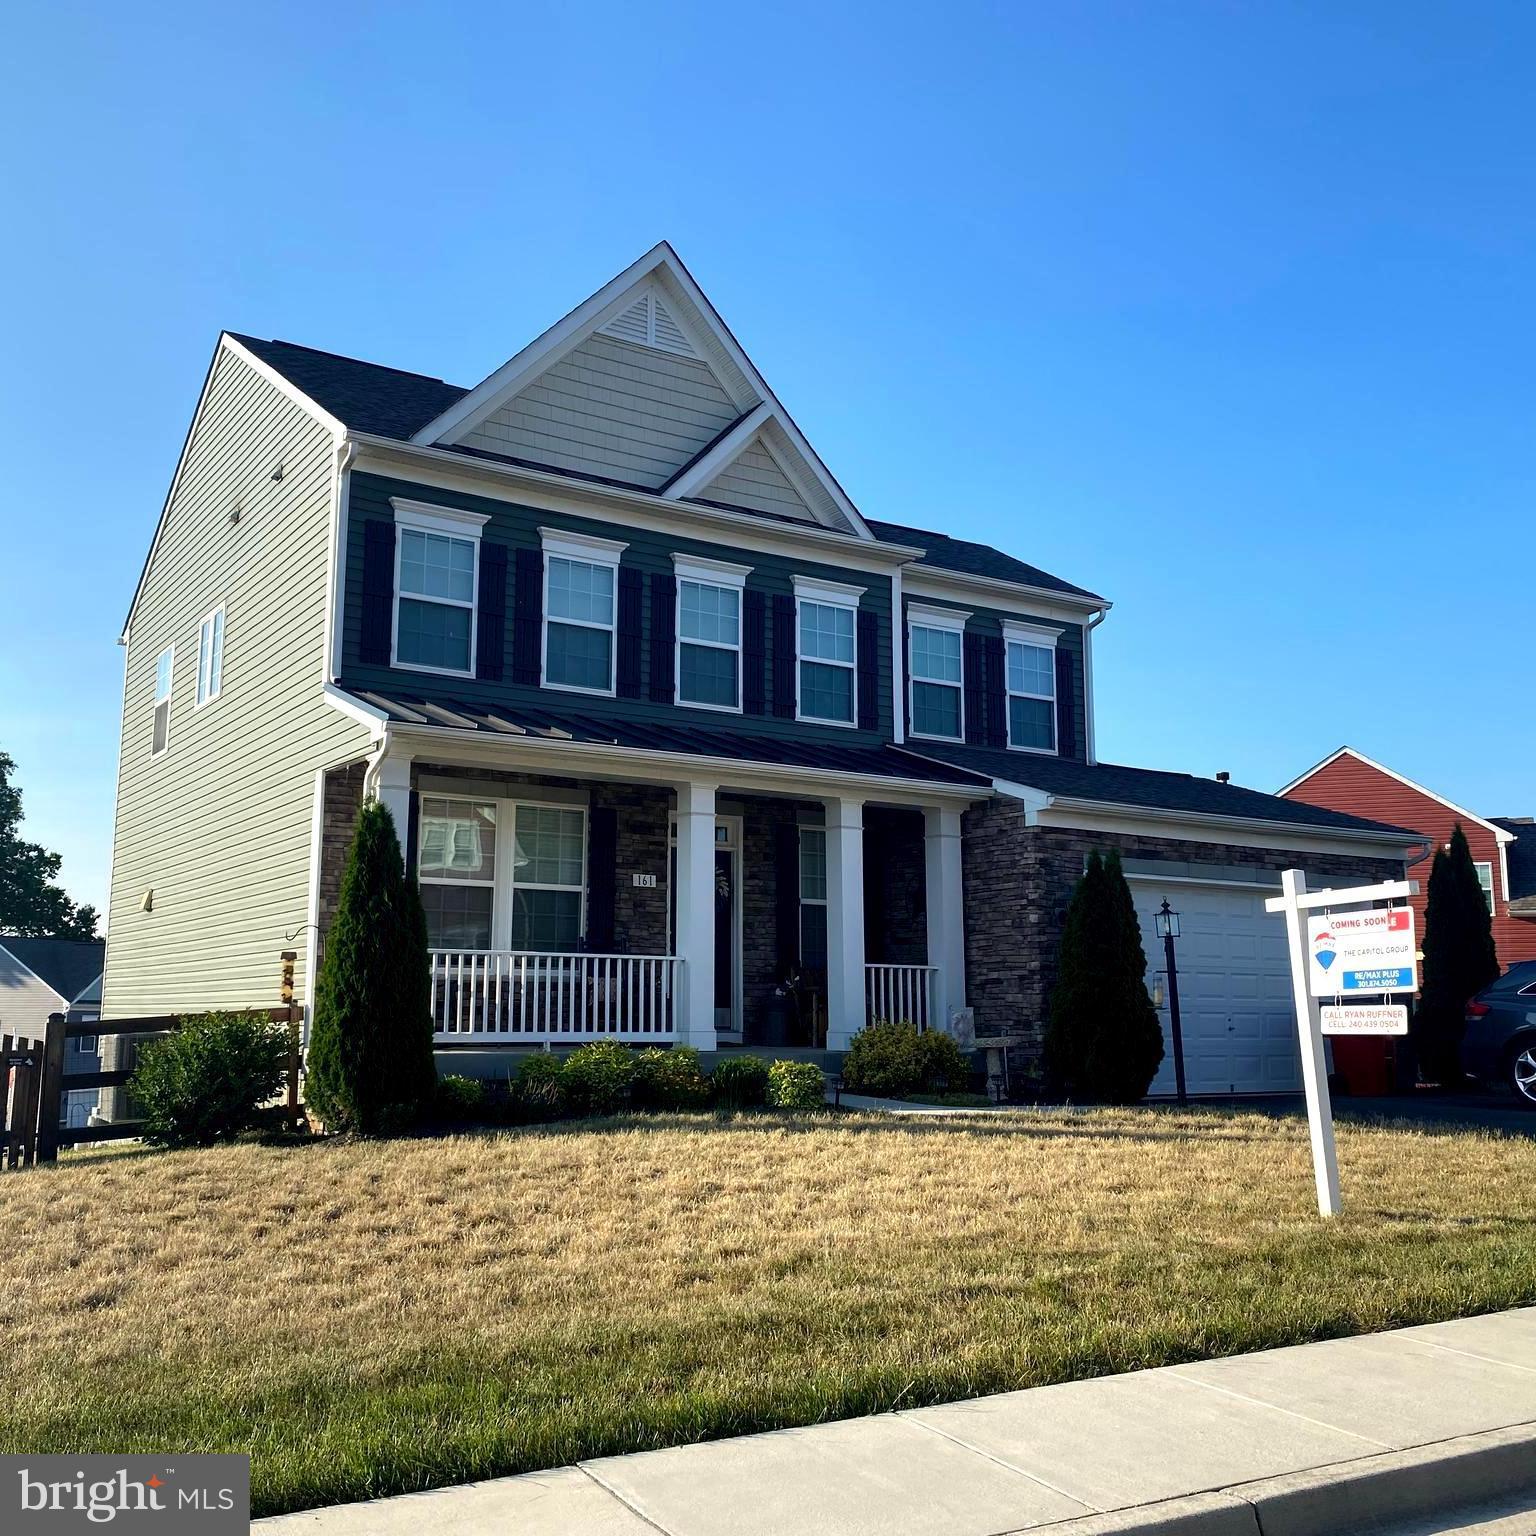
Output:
[743,588,767,715]
[404,789,421,878]
[771,594,796,719]
[360,519,395,665]
[774,821,800,973]
[856,609,879,731]
[963,631,987,746]
[983,634,1007,748]
[648,573,675,703]
[1055,648,1078,759]
[586,805,618,951]
[475,542,507,681]
[616,568,643,699]
[512,547,542,686]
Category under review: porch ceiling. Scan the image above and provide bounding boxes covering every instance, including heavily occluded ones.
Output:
[344,688,992,793]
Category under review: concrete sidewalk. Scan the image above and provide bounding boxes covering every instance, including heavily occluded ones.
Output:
[257,1308,1536,1536]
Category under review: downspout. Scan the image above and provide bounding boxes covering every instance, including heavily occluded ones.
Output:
[891,563,905,744]
[1083,607,1108,765]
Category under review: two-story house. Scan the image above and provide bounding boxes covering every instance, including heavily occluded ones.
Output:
[104,244,1418,1095]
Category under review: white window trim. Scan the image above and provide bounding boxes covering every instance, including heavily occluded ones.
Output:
[906,603,969,744]
[151,645,174,758]
[673,554,751,716]
[390,500,489,679]
[539,527,628,698]
[793,574,866,729]
[417,791,590,951]
[194,604,224,709]
[1474,860,1495,913]
[1003,618,1062,756]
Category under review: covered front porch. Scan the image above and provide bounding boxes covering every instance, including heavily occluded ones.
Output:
[350,742,979,1056]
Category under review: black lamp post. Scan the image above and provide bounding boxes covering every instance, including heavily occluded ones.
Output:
[1154,898,1187,1106]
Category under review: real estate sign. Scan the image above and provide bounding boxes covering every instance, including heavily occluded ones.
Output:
[1320,1003,1409,1036]
[1307,908,1416,997]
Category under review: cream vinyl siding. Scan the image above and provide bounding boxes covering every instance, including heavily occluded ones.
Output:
[699,437,814,521]
[458,332,739,489]
[0,950,66,1041]
[103,347,371,1017]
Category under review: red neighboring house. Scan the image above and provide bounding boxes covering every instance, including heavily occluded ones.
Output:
[1280,748,1536,972]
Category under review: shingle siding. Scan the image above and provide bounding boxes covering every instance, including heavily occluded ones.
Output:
[340,471,896,744]
[103,348,373,1018]
[459,334,739,490]
[700,440,814,521]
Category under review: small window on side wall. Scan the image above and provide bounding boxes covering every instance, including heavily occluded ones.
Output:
[1474,861,1495,912]
[151,646,173,756]
[196,606,224,707]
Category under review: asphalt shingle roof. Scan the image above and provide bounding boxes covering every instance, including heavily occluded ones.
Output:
[348,691,991,788]
[895,742,1419,837]
[230,336,1092,598]
[0,937,104,1005]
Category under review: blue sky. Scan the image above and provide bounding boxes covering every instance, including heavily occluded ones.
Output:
[3,1,1532,916]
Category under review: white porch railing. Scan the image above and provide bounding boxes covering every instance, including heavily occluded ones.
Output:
[430,951,680,1043]
[865,964,942,1032]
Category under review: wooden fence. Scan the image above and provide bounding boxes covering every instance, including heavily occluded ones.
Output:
[1,1005,302,1169]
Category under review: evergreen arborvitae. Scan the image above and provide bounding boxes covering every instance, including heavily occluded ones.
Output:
[1413,822,1500,1085]
[305,799,436,1133]
[1044,849,1165,1103]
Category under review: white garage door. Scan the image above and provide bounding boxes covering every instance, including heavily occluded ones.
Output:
[1128,880,1300,1097]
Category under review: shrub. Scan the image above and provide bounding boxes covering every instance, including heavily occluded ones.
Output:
[914,1028,971,1094]
[131,1010,290,1147]
[709,1054,770,1109]
[842,1019,924,1097]
[434,1074,487,1121]
[560,1040,636,1116]
[631,1047,709,1110]
[511,1052,566,1120]
[1044,848,1165,1104]
[766,1059,826,1111]
[305,800,435,1134]
[1414,823,1501,1085]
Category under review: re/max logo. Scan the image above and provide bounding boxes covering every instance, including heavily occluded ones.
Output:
[16,1469,237,1524]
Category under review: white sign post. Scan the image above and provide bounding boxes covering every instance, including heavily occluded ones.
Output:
[1265,870,1418,1218]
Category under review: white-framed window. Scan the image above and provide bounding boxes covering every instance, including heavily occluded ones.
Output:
[1474,861,1495,912]
[541,528,627,696]
[151,646,173,756]
[907,604,968,741]
[417,792,588,953]
[74,1035,98,1056]
[794,575,865,727]
[195,605,225,707]
[674,554,750,713]
[1004,619,1061,754]
[799,825,828,971]
[391,499,489,677]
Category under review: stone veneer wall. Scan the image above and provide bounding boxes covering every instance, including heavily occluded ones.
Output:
[316,760,367,962]
[961,798,1406,1078]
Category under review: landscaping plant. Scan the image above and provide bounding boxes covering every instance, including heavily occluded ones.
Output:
[559,1040,636,1115]
[1044,848,1165,1103]
[708,1054,770,1109]
[510,1053,566,1120]
[1414,823,1501,1085]
[130,1010,290,1147]
[434,1074,487,1121]
[766,1058,826,1110]
[841,1019,924,1096]
[305,800,436,1135]
[631,1046,709,1110]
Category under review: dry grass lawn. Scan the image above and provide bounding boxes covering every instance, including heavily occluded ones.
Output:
[3,1108,1535,1516]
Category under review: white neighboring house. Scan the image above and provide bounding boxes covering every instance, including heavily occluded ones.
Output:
[0,936,105,1128]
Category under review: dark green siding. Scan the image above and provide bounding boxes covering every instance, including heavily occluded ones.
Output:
[902,593,1087,763]
[340,472,895,745]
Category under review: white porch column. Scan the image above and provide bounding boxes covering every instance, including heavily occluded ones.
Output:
[823,796,867,1050]
[370,751,413,856]
[924,805,967,1028]
[673,780,718,1050]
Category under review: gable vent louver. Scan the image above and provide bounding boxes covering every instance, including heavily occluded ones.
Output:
[599,289,697,357]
